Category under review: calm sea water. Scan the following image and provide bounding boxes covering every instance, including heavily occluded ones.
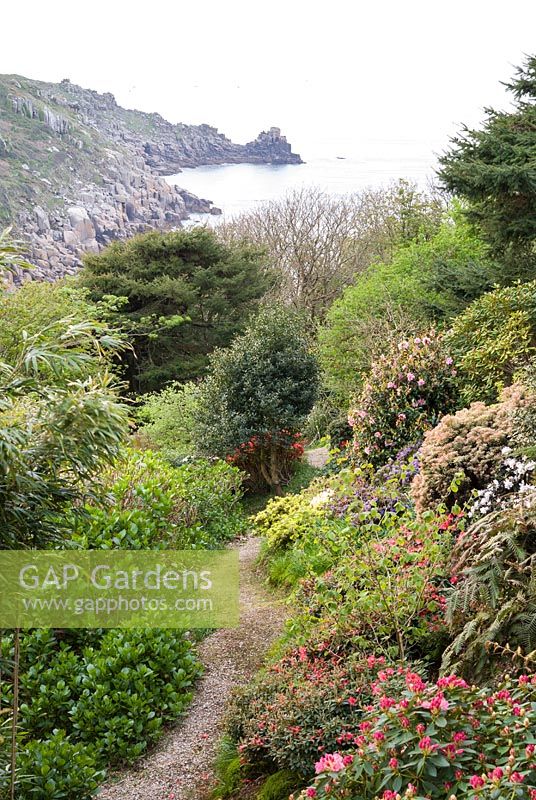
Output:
[165,136,444,221]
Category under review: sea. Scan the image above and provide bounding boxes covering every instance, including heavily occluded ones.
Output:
[164,135,445,223]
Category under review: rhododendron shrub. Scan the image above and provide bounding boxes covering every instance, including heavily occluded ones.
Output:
[227,650,388,778]
[287,516,454,665]
[350,332,459,468]
[412,383,533,513]
[299,672,536,800]
[227,431,305,493]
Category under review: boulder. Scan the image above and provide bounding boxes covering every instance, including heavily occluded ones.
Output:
[34,206,50,233]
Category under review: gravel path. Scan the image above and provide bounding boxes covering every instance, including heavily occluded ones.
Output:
[306,446,330,468]
[98,536,287,800]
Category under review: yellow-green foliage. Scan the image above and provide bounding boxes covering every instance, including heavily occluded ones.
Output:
[448,281,536,403]
[257,770,301,800]
[253,483,329,552]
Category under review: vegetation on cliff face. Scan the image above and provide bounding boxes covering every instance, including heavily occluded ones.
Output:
[0,74,301,280]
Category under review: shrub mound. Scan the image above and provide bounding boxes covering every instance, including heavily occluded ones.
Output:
[350,332,458,468]
[300,671,536,800]
[412,384,532,513]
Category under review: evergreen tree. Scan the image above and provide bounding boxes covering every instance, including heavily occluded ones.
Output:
[80,228,271,393]
[196,306,318,494]
[438,55,536,276]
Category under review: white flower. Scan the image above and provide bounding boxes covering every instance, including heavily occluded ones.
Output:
[501,446,513,456]
[310,489,334,509]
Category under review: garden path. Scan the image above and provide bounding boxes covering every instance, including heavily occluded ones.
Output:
[97,535,287,800]
[305,446,330,468]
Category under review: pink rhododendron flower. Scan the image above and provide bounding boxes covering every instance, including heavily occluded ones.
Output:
[314,753,347,774]
[469,775,485,789]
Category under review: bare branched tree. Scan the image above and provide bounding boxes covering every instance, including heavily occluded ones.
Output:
[218,181,445,321]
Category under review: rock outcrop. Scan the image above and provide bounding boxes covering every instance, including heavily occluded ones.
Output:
[244,128,302,164]
[0,74,302,281]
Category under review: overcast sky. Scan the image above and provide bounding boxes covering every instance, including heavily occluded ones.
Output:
[2,0,535,158]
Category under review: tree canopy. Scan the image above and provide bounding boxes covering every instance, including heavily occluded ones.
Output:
[318,209,495,406]
[438,54,536,275]
[218,182,445,322]
[195,306,318,493]
[80,228,271,393]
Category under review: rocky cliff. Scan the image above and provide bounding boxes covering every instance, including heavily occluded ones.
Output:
[0,75,302,281]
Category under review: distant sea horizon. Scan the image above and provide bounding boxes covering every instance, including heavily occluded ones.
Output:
[165,134,446,221]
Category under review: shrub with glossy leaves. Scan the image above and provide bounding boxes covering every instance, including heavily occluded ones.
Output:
[196,306,318,494]
[228,649,383,778]
[70,628,201,764]
[350,332,459,468]
[17,732,104,800]
[300,671,536,800]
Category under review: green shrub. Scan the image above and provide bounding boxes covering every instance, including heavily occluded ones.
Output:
[350,331,459,467]
[327,414,353,449]
[70,449,246,550]
[318,211,494,405]
[254,488,331,553]
[228,504,453,781]
[0,712,12,797]
[20,647,82,736]
[300,672,536,800]
[136,381,200,462]
[257,770,302,800]
[196,306,318,494]
[70,628,201,764]
[6,628,201,770]
[228,649,379,778]
[0,280,121,379]
[511,364,536,457]
[287,513,451,664]
[449,280,536,403]
[0,318,128,549]
[411,384,532,513]
[17,731,105,800]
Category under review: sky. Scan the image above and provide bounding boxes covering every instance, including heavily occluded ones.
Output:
[2,0,535,160]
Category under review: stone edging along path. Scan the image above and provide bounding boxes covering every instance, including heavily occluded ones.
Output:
[97,535,288,800]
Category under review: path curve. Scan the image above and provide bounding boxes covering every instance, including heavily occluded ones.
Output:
[306,446,330,468]
[98,536,286,800]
